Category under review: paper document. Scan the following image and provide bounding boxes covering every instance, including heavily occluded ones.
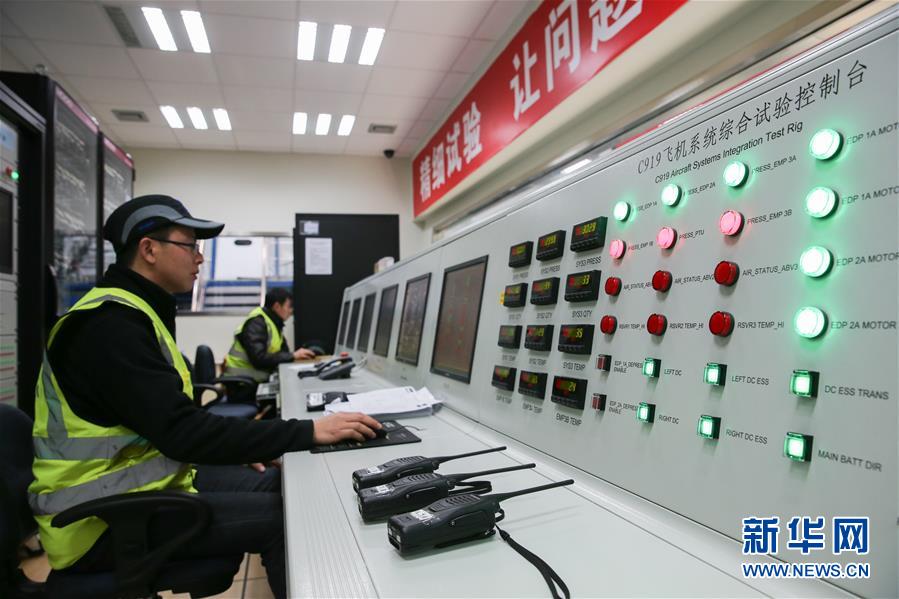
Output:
[304,237,332,275]
[324,387,441,419]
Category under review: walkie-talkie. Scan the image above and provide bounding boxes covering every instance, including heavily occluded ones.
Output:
[352,446,507,492]
[356,463,536,521]
[386,479,574,555]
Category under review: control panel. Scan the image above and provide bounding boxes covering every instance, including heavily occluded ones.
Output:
[335,16,898,597]
[0,117,19,408]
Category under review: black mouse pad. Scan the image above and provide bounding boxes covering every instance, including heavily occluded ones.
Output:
[310,420,421,453]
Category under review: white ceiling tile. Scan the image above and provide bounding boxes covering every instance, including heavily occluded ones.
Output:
[474,0,536,40]
[396,138,421,155]
[204,14,296,59]
[451,39,493,73]
[291,135,349,154]
[34,42,139,79]
[146,81,224,107]
[86,102,166,127]
[357,94,427,121]
[298,1,395,29]
[234,130,292,153]
[407,120,436,139]
[200,0,297,20]
[214,54,294,88]
[0,43,27,72]
[2,1,122,46]
[366,66,445,98]
[228,111,292,133]
[295,61,372,94]
[222,85,294,112]
[433,72,470,100]
[108,123,181,148]
[129,49,219,84]
[418,97,451,121]
[294,90,362,115]
[344,133,404,155]
[65,76,156,105]
[0,37,52,74]
[389,0,492,37]
[1,15,25,38]
[376,31,467,70]
[174,129,237,150]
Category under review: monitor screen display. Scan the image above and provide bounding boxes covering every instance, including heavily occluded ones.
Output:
[395,274,431,365]
[337,301,350,346]
[430,256,488,383]
[346,298,362,349]
[356,293,377,351]
[372,285,398,357]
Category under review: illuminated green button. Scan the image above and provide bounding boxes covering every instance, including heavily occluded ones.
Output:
[660,183,682,207]
[784,432,813,462]
[790,370,819,398]
[809,128,842,160]
[10,170,19,181]
[613,200,631,222]
[697,415,720,439]
[703,362,726,386]
[636,402,655,423]
[794,306,827,339]
[799,246,832,278]
[805,187,837,218]
[723,161,748,188]
[642,357,660,378]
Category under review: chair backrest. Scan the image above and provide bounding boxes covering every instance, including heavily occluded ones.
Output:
[0,403,36,560]
[193,345,217,385]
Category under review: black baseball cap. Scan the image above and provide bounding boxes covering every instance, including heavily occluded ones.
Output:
[103,194,224,253]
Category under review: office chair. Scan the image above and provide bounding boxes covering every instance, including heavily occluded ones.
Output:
[0,403,242,599]
[191,345,259,419]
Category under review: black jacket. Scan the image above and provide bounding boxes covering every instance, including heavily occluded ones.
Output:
[236,307,293,371]
[47,264,314,464]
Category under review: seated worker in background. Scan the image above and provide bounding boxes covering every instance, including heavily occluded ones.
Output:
[223,287,315,390]
[29,194,380,599]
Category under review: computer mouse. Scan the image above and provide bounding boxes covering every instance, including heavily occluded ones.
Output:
[373,426,388,440]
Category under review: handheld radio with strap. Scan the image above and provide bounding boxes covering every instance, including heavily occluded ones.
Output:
[352,446,506,491]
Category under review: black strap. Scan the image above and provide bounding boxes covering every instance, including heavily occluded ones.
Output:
[495,524,570,599]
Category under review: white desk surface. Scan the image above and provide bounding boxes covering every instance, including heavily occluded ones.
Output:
[279,364,842,598]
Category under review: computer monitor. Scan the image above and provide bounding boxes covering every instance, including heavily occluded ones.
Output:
[346,298,362,349]
[372,284,398,357]
[356,293,377,352]
[337,300,350,346]
[430,256,488,383]
[395,273,431,365]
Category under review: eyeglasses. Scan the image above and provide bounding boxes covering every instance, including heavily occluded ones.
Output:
[149,237,201,254]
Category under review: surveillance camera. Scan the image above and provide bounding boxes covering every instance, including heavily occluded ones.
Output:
[383,149,395,159]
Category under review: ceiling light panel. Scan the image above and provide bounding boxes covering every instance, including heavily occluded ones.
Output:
[297,21,317,60]
[186,107,208,130]
[160,105,184,128]
[212,108,231,131]
[315,113,332,135]
[337,115,355,136]
[142,7,177,51]
[180,11,211,53]
[328,24,352,63]
[293,112,308,135]
[358,28,385,65]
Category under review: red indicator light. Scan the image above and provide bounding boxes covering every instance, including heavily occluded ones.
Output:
[609,239,626,259]
[714,261,739,286]
[600,315,617,335]
[604,277,621,296]
[656,227,677,250]
[719,210,744,236]
[709,311,734,337]
[647,313,667,336]
[651,270,672,292]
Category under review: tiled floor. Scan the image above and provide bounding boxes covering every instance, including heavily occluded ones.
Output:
[20,552,274,599]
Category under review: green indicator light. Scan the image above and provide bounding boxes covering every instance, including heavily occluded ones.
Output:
[723,161,748,188]
[809,128,842,160]
[697,415,720,439]
[636,402,654,423]
[642,357,660,378]
[790,369,819,398]
[10,170,19,181]
[703,362,726,386]
[660,183,681,207]
[799,246,832,277]
[613,200,630,222]
[804,187,837,218]
[784,432,812,462]
[794,306,827,339]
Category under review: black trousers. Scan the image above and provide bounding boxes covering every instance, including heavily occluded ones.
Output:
[66,464,287,599]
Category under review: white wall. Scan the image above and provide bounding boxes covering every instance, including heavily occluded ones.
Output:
[128,148,427,360]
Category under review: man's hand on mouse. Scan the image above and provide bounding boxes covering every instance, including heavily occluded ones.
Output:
[313,412,382,444]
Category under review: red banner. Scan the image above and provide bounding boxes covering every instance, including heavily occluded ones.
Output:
[412,0,688,217]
